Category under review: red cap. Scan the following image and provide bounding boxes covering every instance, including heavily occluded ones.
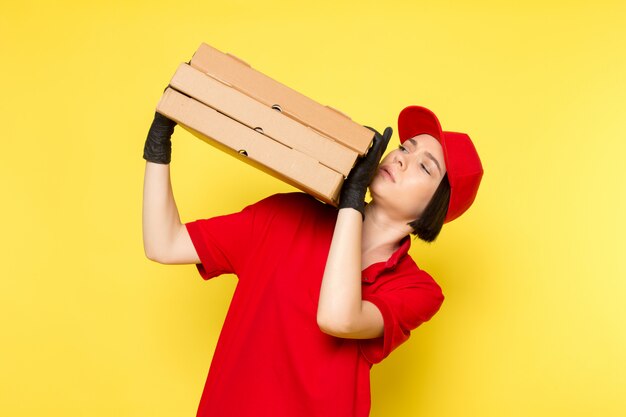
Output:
[398,105,484,224]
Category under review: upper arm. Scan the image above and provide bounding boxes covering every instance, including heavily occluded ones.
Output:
[318,300,384,339]
[147,225,200,265]
[358,282,445,364]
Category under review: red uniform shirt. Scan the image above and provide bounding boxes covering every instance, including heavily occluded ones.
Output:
[185,192,444,417]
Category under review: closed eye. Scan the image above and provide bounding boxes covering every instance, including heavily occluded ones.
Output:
[400,144,431,175]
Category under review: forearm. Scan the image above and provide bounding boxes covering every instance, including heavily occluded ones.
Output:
[142,161,183,260]
[317,208,363,331]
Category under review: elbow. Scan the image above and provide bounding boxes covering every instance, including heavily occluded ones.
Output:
[144,247,161,263]
[143,242,166,264]
[143,231,175,264]
[317,314,352,337]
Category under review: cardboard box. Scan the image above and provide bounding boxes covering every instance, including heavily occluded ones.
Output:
[156,88,343,205]
[189,42,374,155]
[168,62,358,176]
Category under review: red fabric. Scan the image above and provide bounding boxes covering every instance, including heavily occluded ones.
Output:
[185,192,445,417]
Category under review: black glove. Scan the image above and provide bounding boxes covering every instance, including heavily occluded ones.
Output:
[339,126,392,218]
[143,111,176,164]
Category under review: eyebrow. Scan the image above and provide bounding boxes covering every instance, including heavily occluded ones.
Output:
[407,138,442,175]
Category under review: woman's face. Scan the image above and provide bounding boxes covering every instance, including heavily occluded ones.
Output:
[369,134,447,222]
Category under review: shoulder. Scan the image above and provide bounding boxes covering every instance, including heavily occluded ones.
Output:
[408,257,443,289]
[242,192,336,228]
[259,192,328,208]
[388,255,445,304]
[251,192,335,217]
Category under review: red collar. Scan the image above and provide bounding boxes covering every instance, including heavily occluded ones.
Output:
[361,235,412,283]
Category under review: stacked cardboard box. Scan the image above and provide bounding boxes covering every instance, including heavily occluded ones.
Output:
[156,42,374,205]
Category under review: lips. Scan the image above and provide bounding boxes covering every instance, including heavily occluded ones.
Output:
[379,166,395,182]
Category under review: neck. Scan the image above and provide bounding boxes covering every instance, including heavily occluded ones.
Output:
[362,201,413,256]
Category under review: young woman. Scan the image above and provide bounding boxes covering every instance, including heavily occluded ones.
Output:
[142,105,483,417]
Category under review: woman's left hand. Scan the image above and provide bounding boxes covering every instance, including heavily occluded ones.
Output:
[338,126,392,218]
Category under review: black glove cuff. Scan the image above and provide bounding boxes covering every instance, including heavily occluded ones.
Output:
[338,185,366,219]
[143,112,175,164]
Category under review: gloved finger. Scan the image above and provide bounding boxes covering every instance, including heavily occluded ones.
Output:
[371,128,391,159]
[365,135,384,161]
[382,127,393,142]
[363,125,381,138]
[363,126,392,152]
[363,125,378,133]
[372,127,393,159]
[154,111,177,127]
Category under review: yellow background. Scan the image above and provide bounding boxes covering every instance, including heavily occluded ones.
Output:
[2,1,625,416]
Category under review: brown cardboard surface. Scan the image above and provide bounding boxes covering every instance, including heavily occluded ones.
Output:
[156,88,343,205]
[168,62,357,176]
[189,42,374,155]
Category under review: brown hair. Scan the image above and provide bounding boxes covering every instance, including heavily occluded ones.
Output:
[408,173,450,243]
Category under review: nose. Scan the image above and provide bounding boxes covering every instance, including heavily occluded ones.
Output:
[393,152,406,170]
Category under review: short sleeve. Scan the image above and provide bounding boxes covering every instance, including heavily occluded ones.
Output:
[185,196,272,280]
[359,279,445,365]
[184,193,301,280]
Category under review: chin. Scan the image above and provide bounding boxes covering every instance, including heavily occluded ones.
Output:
[369,182,400,214]
[368,177,385,203]
[369,181,423,222]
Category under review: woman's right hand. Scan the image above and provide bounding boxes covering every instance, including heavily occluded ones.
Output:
[143,111,177,164]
